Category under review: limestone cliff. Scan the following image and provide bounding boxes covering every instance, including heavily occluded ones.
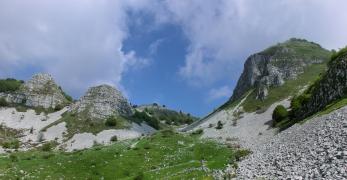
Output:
[0,73,70,109]
[230,38,331,102]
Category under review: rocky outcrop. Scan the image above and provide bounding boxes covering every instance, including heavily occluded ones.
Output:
[292,53,347,119]
[0,73,70,109]
[230,38,330,101]
[71,84,133,119]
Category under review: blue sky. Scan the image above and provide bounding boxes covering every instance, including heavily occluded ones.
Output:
[1,0,347,117]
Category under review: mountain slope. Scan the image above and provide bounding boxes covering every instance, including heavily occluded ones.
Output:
[236,47,347,179]
[290,48,347,120]
[0,73,71,109]
[237,104,347,179]
[227,38,331,112]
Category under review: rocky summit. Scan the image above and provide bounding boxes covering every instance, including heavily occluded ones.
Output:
[71,84,133,119]
[230,38,331,101]
[0,73,69,109]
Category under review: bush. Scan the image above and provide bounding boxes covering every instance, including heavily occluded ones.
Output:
[2,139,20,149]
[216,121,223,129]
[234,149,251,161]
[110,135,118,142]
[54,104,63,111]
[9,154,18,162]
[105,116,118,127]
[41,142,52,152]
[191,129,203,135]
[0,78,23,93]
[0,98,8,107]
[272,105,288,124]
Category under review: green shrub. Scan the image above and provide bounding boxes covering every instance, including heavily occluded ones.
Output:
[191,129,203,135]
[216,121,223,129]
[105,116,118,127]
[234,149,251,161]
[41,142,52,152]
[2,139,20,149]
[0,98,8,107]
[54,104,63,111]
[9,154,18,162]
[272,105,288,124]
[0,78,23,93]
[110,135,118,142]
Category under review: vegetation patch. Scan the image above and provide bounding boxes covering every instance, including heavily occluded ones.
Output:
[0,125,21,149]
[135,104,198,126]
[42,112,130,139]
[0,98,8,107]
[272,105,288,126]
[131,110,161,130]
[0,78,24,93]
[0,131,247,179]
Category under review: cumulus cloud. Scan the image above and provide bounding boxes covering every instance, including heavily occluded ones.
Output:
[0,0,150,97]
[1,0,347,99]
[207,86,233,102]
[149,0,347,86]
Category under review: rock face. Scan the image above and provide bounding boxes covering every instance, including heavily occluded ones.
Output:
[0,73,69,109]
[72,84,132,119]
[20,73,69,109]
[293,52,347,119]
[230,38,330,101]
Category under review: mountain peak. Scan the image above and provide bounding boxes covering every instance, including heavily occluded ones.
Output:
[229,39,331,110]
[71,84,132,119]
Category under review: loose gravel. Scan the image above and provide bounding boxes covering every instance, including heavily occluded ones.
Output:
[237,106,347,179]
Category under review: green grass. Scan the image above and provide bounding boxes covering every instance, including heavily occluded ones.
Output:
[262,38,331,61]
[317,98,347,116]
[42,112,131,139]
[0,125,21,150]
[241,63,327,112]
[0,131,245,179]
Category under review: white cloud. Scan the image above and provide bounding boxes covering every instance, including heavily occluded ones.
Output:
[149,38,165,55]
[148,0,347,86]
[0,0,150,97]
[207,86,233,102]
[1,0,347,98]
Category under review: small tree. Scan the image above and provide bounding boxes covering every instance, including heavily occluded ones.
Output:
[0,98,8,107]
[110,135,118,142]
[272,105,288,125]
[216,121,223,129]
[105,116,118,127]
